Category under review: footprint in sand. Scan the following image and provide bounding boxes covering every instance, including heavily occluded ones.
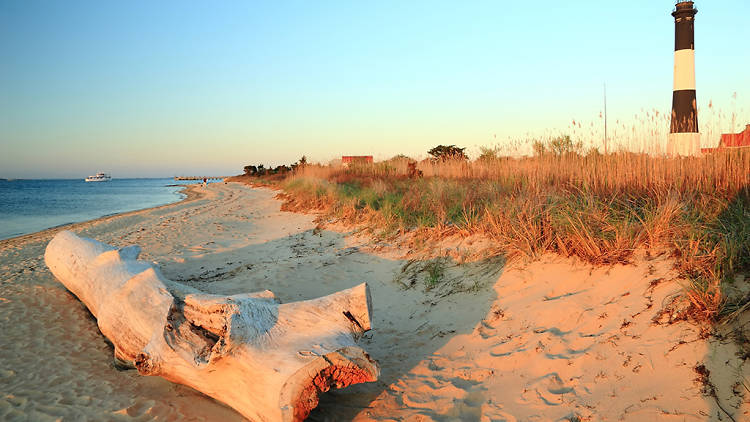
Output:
[479,402,518,422]
[535,330,597,360]
[489,334,529,357]
[519,373,578,407]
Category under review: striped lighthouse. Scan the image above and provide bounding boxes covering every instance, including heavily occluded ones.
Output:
[667,1,700,156]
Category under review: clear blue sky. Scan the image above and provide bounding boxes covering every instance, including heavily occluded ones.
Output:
[1,1,748,178]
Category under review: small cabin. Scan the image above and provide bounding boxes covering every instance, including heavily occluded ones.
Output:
[341,156,373,168]
[701,124,750,153]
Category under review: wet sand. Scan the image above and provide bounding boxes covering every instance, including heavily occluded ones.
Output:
[1,182,748,421]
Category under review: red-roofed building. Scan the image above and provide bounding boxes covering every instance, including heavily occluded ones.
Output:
[341,156,373,168]
[701,124,750,153]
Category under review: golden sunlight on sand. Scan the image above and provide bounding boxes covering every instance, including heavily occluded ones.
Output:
[1,183,748,421]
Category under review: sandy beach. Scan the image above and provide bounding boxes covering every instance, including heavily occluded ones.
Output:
[1,182,748,421]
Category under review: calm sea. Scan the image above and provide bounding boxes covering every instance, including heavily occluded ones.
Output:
[0,178,197,240]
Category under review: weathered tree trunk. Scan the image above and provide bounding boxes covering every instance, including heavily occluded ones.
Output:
[44,231,378,421]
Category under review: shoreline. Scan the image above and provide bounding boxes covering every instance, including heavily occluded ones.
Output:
[0,184,202,249]
[1,182,748,421]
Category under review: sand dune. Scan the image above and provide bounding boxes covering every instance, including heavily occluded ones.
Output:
[1,182,748,421]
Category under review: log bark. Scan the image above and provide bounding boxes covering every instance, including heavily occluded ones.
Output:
[44,231,379,421]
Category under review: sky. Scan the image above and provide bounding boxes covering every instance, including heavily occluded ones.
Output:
[1,1,748,178]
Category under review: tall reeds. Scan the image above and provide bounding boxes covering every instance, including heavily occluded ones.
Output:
[278,148,749,322]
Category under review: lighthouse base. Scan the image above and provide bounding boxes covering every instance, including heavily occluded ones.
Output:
[667,132,701,156]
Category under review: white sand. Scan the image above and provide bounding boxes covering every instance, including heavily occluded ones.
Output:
[1,182,748,421]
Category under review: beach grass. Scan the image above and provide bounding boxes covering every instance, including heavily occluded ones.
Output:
[272,147,749,323]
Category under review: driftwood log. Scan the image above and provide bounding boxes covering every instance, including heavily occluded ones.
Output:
[44,231,379,421]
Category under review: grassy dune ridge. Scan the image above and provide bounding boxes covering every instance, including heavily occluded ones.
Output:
[263,149,749,322]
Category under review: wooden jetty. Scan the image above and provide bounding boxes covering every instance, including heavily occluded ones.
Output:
[173,176,228,181]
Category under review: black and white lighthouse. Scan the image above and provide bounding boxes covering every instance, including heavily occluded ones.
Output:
[668,1,700,156]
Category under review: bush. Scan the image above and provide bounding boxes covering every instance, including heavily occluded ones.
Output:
[548,135,583,156]
[428,145,468,161]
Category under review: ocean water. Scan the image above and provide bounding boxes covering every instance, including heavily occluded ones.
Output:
[0,178,196,240]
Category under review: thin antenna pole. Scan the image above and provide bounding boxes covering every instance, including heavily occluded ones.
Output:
[604,82,608,155]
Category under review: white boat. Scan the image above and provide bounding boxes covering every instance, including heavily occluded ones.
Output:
[85,172,112,182]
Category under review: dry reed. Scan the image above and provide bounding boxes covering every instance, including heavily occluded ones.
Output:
[275,147,749,323]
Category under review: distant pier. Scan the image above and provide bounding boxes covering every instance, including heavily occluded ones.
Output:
[173,176,228,181]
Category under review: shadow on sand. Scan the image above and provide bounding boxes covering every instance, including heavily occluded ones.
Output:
[157,227,505,421]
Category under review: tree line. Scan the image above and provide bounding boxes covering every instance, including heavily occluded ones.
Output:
[243,156,307,177]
